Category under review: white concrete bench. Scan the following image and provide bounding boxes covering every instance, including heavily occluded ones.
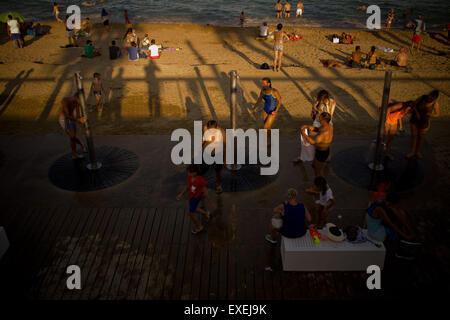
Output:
[281,229,385,271]
[0,226,10,261]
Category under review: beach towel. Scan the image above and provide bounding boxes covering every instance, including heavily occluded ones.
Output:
[162,47,182,52]
[288,34,303,40]
[378,46,395,53]
[300,130,315,162]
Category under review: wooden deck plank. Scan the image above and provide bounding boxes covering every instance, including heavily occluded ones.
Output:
[170,208,191,300]
[30,207,79,299]
[58,208,103,300]
[104,208,141,299]
[197,235,212,300]
[80,208,119,299]
[227,245,237,300]
[94,208,135,299]
[147,207,179,299]
[38,207,83,299]
[113,208,146,299]
[134,208,163,300]
[0,207,21,230]
[64,208,105,300]
[161,208,186,300]
[180,218,204,300]
[124,208,157,299]
[1,208,52,297]
[218,245,228,300]
[18,208,59,298]
[45,207,93,299]
[254,245,265,300]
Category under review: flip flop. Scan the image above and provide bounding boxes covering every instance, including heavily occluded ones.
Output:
[191,226,204,235]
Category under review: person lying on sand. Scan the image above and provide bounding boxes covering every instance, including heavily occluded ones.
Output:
[82,1,95,7]
[321,60,341,68]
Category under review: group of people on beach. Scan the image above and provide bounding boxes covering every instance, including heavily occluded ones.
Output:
[48,2,442,260]
[275,0,304,19]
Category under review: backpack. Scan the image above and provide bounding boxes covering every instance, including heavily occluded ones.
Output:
[260,62,270,69]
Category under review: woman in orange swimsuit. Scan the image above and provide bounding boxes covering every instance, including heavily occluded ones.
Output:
[383,101,414,160]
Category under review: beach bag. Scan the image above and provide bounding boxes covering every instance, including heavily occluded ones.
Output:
[260,62,270,70]
[332,34,339,43]
[271,213,283,229]
[300,130,315,162]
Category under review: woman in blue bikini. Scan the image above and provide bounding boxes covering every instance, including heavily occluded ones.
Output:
[251,77,282,132]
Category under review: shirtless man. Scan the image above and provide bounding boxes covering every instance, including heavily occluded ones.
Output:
[348,45,362,67]
[58,94,86,159]
[201,120,226,194]
[296,1,304,17]
[301,112,333,177]
[391,47,408,67]
[284,1,291,19]
[273,23,289,72]
[275,0,283,19]
[366,46,378,69]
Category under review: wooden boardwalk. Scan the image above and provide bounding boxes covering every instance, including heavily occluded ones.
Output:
[0,206,435,300]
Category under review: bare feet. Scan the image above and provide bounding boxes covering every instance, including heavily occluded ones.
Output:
[406,152,415,159]
[415,152,423,159]
[386,153,395,160]
[191,225,204,235]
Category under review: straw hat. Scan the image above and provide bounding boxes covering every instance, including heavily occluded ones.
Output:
[326,223,345,242]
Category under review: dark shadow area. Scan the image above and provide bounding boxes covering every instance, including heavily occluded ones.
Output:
[222,40,260,69]
[99,66,124,122]
[429,32,449,46]
[0,69,33,116]
[145,60,162,117]
[23,24,52,47]
[193,66,217,120]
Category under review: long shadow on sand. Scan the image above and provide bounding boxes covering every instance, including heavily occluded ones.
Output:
[0,69,34,116]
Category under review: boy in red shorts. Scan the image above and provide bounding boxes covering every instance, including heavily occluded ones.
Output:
[410,14,425,54]
[177,164,215,234]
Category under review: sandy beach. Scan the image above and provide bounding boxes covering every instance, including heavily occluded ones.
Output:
[0,22,448,137]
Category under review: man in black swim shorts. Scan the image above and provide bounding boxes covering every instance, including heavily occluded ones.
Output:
[300,112,333,177]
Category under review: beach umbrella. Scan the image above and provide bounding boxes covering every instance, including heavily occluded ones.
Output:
[0,12,25,23]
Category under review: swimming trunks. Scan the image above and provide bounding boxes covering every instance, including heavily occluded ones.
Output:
[315,148,329,163]
[286,11,290,14]
[189,197,202,213]
[277,10,281,13]
[297,9,303,15]
[93,90,102,96]
[59,118,77,133]
[412,34,421,43]
[103,19,109,26]
[262,91,278,115]
[11,33,21,40]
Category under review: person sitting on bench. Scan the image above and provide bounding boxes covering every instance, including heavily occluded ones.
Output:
[265,188,312,244]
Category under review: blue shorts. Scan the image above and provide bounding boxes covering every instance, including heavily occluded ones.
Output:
[189,197,202,213]
[11,33,21,40]
[93,90,102,96]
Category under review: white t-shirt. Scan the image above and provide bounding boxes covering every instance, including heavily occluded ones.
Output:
[149,44,159,57]
[7,19,20,34]
[316,187,334,207]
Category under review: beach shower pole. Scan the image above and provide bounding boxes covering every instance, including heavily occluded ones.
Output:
[74,72,102,170]
[369,70,392,186]
[227,70,241,171]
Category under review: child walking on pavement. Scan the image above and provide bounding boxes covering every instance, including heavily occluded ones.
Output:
[177,164,215,234]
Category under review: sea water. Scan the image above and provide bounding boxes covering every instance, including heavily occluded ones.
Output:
[1,0,448,30]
